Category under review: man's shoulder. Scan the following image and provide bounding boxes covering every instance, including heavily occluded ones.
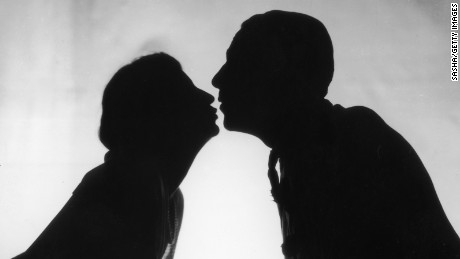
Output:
[331,105,412,154]
[331,105,392,134]
[335,105,385,127]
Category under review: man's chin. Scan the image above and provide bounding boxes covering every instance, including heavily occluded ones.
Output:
[223,118,247,133]
[222,117,235,131]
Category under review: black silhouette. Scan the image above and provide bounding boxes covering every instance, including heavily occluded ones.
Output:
[15,53,219,259]
[212,10,460,259]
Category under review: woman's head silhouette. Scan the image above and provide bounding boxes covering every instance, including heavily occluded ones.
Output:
[100,52,218,156]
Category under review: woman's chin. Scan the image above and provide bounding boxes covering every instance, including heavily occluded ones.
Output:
[211,123,220,136]
[203,118,220,136]
[200,123,220,143]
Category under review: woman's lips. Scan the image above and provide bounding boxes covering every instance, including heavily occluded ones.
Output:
[210,107,218,119]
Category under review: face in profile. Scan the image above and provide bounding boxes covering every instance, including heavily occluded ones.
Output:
[212,11,335,140]
[165,69,219,145]
[212,29,285,137]
[100,53,219,154]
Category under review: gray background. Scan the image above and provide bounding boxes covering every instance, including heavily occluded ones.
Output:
[1,0,459,258]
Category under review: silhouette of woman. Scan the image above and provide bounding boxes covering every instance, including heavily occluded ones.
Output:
[14,53,219,259]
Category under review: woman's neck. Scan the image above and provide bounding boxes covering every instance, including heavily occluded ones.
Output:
[106,144,202,196]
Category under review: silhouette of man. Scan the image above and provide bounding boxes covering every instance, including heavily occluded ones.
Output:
[212,10,460,259]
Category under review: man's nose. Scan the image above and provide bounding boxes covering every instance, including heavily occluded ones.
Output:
[212,65,225,89]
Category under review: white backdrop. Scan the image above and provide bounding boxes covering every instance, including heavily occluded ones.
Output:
[1,1,459,258]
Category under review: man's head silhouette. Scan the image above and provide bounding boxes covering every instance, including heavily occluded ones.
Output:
[213,11,460,259]
[212,10,334,146]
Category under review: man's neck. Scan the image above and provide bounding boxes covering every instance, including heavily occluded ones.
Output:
[261,98,333,152]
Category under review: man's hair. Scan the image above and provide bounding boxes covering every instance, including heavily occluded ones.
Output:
[240,10,334,99]
[99,52,182,150]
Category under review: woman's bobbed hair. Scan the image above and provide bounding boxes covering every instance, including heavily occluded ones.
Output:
[99,52,182,151]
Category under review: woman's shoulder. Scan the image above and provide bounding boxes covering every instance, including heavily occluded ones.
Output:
[72,163,109,196]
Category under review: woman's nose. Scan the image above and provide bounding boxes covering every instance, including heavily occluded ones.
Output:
[198,88,215,104]
[205,91,215,104]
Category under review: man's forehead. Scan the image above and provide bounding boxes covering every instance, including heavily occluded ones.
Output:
[226,31,246,57]
[225,30,268,59]
[225,34,283,69]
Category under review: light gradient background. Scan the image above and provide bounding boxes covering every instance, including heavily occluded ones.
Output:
[1,0,459,258]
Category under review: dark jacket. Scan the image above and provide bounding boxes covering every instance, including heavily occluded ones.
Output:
[14,154,183,259]
[273,102,460,259]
